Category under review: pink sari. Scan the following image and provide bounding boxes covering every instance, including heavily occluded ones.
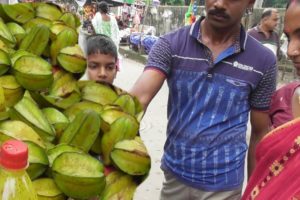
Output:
[242,118,300,200]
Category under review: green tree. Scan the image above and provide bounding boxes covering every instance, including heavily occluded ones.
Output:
[160,0,184,5]
[263,0,287,8]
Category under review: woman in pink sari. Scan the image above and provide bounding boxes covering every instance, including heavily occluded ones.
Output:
[242,1,300,199]
[242,118,300,200]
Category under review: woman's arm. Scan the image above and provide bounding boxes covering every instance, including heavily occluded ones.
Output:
[292,86,300,118]
[248,110,271,179]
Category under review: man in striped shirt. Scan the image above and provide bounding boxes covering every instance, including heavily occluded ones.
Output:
[130,0,277,199]
[247,8,281,59]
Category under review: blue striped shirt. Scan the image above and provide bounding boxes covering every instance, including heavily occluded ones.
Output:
[146,18,277,191]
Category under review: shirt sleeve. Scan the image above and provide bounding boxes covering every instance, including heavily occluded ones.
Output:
[145,37,172,77]
[250,63,278,111]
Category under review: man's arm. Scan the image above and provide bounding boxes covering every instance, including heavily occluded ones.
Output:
[130,36,171,110]
[130,69,166,110]
[247,53,277,179]
[247,110,271,179]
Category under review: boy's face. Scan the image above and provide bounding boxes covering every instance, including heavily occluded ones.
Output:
[87,53,117,85]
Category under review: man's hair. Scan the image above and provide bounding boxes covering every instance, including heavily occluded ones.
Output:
[287,0,300,9]
[261,8,277,20]
[86,34,118,60]
[97,1,109,14]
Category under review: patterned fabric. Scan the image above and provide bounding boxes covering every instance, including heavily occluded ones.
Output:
[100,21,111,37]
[241,118,300,200]
[269,82,300,128]
[146,18,277,191]
[91,12,120,50]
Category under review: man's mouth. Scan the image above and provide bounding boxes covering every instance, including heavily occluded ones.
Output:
[209,12,229,21]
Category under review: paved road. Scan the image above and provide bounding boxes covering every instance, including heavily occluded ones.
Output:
[114,57,168,200]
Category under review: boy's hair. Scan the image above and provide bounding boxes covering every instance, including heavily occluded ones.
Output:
[86,34,118,61]
[98,1,109,14]
[287,0,300,9]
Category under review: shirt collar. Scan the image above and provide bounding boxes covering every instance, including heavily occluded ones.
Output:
[255,25,263,33]
[256,24,275,34]
[190,17,248,51]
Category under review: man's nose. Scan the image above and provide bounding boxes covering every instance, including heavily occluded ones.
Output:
[214,0,225,8]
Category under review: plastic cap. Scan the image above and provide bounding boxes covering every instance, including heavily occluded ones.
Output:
[0,140,28,170]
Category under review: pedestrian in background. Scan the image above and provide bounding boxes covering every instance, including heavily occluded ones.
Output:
[130,0,277,199]
[91,2,120,51]
[247,8,281,59]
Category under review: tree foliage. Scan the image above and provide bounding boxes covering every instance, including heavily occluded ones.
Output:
[160,0,184,5]
[161,0,287,7]
[263,0,287,8]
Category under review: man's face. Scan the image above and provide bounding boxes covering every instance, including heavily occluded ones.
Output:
[284,3,300,76]
[205,0,253,29]
[87,53,117,84]
[264,11,279,31]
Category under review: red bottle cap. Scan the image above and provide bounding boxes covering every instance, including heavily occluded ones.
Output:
[0,140,28,170]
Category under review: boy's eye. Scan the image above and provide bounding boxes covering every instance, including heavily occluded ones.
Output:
[88,63,97,69]
[106,65,116,71]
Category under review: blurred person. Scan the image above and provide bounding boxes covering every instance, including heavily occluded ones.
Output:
[91,1,120,51]
[241,1,300,199]
[130,0,277,199]
[247,8,281,58]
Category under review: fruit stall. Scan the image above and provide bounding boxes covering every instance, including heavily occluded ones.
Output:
[0,2,151,200]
